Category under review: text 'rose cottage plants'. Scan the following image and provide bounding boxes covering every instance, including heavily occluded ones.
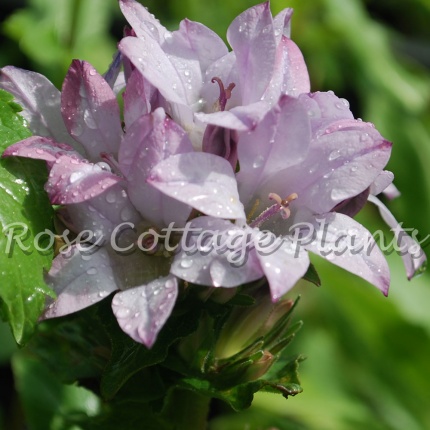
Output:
[0,0,426,423]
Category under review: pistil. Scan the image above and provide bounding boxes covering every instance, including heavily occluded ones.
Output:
[211,77,236,111]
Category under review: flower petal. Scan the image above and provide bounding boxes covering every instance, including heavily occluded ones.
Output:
[304,213,390,295]
[111,275,178,347]
[259,113,392,218]
[0,66,82,151]
[227,2,276,104]
[61,60,123,161]
[256,234,310,301]
[60,182,141,242]
[123,69,152,128]
[119,0,168,43]
[195,100,269,130]
[368,195,427,280]
[237,95,311,206]
[370,170,394,196]
[119,108,193,226]
[262,36,310,102]
[119,36,187,105]
[171,216,263,287]
[273,8,293,41]
[148,152,245,219]
[43,246,118,319]
[46,155,122,205]
[2,136,82,168]
[161,19,228,105]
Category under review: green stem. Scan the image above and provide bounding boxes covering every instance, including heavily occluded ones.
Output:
[163,388,211,430]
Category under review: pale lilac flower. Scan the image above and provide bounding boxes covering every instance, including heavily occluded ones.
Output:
[2,60,243,347]
[118,0,309,149]
[151,91,426,300]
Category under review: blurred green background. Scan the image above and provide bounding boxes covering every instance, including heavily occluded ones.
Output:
[1,0,429,429]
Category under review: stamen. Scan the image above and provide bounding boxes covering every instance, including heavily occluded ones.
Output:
[211,77,236,111]
[250,192,298,228]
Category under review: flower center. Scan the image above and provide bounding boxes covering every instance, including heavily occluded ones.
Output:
[249,192,298,228]
[211,77,236,112]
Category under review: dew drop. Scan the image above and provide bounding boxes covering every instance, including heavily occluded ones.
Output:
[180,259,193,268]
[360,133,369,142]
[328,149,341,161]
[120,206,133,221]
[252,155,264,168]
[87,268,97,275]
[70,171,84,184]
[115,307,131,318]
[106,191,116,203]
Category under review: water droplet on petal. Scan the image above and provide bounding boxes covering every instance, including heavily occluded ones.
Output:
[106,191,116,203]
[180,259,193,269]
[252,155,264,168]
[115,307,130,318]
[328,149,341,161]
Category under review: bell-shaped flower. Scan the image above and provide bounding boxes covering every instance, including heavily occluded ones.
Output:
[151,91,426,300]
[2,59,244,347]
[118,0,309,148]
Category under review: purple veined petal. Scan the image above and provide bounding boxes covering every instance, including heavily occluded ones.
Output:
[111,275,178,348]
[46,155,122,205]
[304,212,390,295]
[123,69,152,128]
[262,36,310,102]
[255,234,310,301]
[61,60,123,161]
[161,19,228,106]
[237,95,311,207]
[273,8,293,42]
[370,170,394,196]
[368,195,427,280]
[43,246,118,319]
[2,136,82,168]
[119,0,168,43]
[60,182,141,242]
[119,108,193,226]
[0,66,83,152]
[298,92,355,135]
[171,216,263,287]
[195,100,270,131]
[148,152,245,220]
[119,36,187,105]
[261,121,392,219]
[227,2,277,104]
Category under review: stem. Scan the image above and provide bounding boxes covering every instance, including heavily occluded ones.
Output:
[163,388,211,430]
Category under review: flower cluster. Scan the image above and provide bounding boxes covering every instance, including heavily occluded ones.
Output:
[1,0,425,347]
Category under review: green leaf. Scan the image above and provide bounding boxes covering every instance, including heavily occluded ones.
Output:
[12,352,101,430]
[25,302,112,384]
[0,89,54,345]
[100,301,202,400]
